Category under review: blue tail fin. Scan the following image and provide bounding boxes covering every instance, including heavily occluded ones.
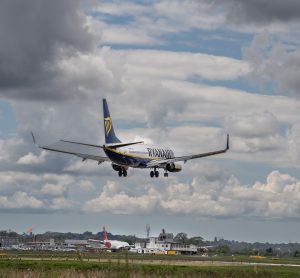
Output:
[103,99,121,144]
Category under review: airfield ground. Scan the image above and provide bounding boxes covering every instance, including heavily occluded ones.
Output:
[1,252,300,277]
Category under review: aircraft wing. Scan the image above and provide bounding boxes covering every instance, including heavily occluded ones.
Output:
[146,134,229,168]
[31,133,110,163]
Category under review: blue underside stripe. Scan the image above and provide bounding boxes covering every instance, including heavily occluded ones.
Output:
[105,149,152,167]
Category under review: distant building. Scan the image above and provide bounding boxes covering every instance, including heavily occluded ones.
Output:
[0,236,19,248]
[135,229,198,255]
[65,239,105,250]
[65,239,88,246]
[24,239,75,251]
[158,229,173,242]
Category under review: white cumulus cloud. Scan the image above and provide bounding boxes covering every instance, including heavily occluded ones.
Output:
[0,191,43,209]
[83,167,300,220]
[17,150,47,165]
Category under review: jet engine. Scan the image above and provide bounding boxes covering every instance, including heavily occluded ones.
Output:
[112,164,122,172]
[166,163,182,172]
[112,164,128,172]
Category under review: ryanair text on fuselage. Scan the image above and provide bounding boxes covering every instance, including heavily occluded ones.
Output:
[147,148,174,159]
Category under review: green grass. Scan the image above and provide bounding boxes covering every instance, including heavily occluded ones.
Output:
[5,251,300,265]
[0,259,300,278]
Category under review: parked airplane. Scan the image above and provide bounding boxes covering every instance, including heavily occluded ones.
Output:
[31,99,229,177]
[102,227,130,251]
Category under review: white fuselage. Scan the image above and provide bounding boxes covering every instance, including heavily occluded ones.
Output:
[124,144,175,160]
[104,239,130,250]
[104,143,175,168]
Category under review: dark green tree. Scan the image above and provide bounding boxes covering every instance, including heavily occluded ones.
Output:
[187,236,203,246]
[215,245,230,254]
[174,233,188,244]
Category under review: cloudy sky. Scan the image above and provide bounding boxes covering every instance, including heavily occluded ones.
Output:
[1,0,300,243]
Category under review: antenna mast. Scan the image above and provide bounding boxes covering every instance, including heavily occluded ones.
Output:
[146,224,150,238]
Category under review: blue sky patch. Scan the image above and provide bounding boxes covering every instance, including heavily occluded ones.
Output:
[0,101,17,137]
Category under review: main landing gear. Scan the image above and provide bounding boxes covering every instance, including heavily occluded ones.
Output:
[150,170,159,178]
[118,168,127,177]
[150,169,168,178]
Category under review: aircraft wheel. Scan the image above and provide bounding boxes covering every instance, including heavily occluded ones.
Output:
[123,169,127,177]
[150,171,154,178]
[155,171,159,178]
[118,170,123,177]
[164,172,168,177]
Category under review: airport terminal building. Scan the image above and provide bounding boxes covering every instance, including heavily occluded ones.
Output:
[135,230,198,255]
[0,236,19,248]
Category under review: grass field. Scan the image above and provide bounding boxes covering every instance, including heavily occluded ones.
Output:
[1,253,300,278]
[1,260,300,278]
[4,250,300,265]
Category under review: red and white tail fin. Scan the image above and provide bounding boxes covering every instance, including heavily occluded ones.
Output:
[102,226,108,241]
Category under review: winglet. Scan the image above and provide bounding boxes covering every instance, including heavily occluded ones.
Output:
[226,134,229,151]
[30,131,39,147]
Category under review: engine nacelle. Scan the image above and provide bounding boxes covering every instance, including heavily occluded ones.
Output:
[166,163,182,172]
[112,164,128,172]
[112,164,122,172]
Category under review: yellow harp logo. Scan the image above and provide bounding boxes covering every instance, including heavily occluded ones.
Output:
[104,117,112,135]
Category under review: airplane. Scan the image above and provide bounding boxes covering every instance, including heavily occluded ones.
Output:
[101,227,130,251]
[31,98,229,177]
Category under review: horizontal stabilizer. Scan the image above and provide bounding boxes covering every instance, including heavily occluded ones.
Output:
[104,141,143,148]
[30,132,109,163]
[60,140,103,148]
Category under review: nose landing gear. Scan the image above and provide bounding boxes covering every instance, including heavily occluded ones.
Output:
[118,169,122,177]
[118,168,127,177]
